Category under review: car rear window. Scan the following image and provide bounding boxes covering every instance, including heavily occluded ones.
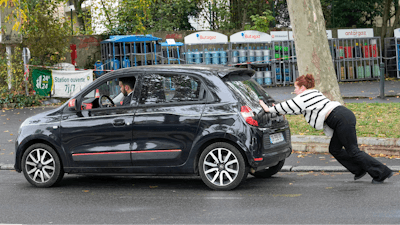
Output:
[224,74,274,112]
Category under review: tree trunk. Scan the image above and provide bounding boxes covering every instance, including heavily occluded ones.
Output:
[380,0,392,50]
[287,0,343,104]
[388,1,400,38]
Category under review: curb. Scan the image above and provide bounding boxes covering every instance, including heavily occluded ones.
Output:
[292,135,400,156]
[0,164,14,170]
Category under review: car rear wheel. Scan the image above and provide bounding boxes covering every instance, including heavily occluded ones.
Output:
[250,159,285,178]
[199,142,248,190]
[22,144,64,187]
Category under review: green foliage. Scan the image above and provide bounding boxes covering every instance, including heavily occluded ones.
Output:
[21,0,71,66]
[244,10,275,33]
[322,0,385,28]
[227,0,274,30]
[95,0,151,35]
[0,46,44,108]
[146,0,200,31]
[0,89,44,108]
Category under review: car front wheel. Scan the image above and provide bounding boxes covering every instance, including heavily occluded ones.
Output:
[21,144,64,187]
[199,142,248,190]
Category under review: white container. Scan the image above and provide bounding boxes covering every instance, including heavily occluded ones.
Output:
[264,71,272,85]
[263,50,270,63]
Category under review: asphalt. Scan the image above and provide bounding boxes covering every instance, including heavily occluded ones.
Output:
[1,80,399,174]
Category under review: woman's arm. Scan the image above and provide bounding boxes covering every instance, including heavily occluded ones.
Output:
[260,97,303,115]
[259,100,270,112]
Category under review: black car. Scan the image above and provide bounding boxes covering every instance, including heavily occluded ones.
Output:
[14,65,291,190]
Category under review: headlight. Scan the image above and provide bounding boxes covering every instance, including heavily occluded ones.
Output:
[18,119,29,135]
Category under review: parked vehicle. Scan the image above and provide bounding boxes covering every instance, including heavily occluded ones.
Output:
[14,65,292,190]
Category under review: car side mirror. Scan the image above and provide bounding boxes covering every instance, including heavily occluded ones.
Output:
[68,99,78,111]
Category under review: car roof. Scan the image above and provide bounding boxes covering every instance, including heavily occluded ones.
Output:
[109,64,255,78]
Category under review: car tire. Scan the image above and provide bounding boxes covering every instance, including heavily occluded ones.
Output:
[199,142,248,190]
[250,160,285,178]
[21,144,64,187]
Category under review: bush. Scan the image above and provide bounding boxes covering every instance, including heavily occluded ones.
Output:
[0,89,44,108]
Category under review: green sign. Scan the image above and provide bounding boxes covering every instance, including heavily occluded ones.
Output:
[32,69,53,96]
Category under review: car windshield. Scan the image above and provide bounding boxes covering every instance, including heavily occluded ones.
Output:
[84,78,121,100]
[224,74,273,113]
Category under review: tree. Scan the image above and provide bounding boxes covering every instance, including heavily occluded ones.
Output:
[72,0,92,34]
[380,0,400,49]
[21,0,71,66]
[244,10,275,33]
[321,0,384,28]
[146,0,200,31]
[287,0,344,104]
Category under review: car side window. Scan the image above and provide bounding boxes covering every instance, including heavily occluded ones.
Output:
[139,73,204,105]
[81,76,137,109]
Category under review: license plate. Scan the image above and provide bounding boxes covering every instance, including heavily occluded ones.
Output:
[270,133,284,144]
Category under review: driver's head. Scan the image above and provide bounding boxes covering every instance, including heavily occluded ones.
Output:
[119,77,135,96]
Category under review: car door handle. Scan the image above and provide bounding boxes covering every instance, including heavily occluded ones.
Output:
[113,119,126,126]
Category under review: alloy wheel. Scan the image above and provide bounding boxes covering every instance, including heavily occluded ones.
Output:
[25,148,56,183]
[202,147,240,187]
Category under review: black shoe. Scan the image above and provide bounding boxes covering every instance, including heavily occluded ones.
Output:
[372,172,393,184]
[354,171,367,180]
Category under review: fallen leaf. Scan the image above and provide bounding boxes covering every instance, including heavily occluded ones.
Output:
[326,187,333,189]
[149,186,158,188]
[82,190,90,193]
[4,130,9,133]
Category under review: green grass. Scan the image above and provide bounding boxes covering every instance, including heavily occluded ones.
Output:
[286,102,400,138]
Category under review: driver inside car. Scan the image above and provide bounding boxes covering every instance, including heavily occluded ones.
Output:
[118,77,135,106]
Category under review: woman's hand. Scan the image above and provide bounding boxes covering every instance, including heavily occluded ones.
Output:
[259,100,270,112]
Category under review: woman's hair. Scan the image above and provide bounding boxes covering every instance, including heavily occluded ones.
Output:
[295,74,315,89]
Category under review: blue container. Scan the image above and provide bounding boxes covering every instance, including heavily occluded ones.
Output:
[285,68,290,74]
[111,58,120,70]
[212,48,220,64]
[186,50,193,64]
[121,58,131,68]
[264,70,272,85]
[249,47,255,62]
[275,68,281,74]
[220,48,227,65]
[255,68,263,85]
[94,61,104,77]
[204,49,211,65]
[239,47,246,63]
[193,49,202,64]
[232,47,239,64]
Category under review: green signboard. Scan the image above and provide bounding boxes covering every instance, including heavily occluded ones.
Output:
[32,69,53,96]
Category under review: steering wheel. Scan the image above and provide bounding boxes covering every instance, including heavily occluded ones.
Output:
[99,95,115,108]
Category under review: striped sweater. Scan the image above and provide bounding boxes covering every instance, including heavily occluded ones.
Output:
[268,89,341,130]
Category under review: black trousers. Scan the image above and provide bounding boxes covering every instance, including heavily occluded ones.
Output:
[325,106,392,180]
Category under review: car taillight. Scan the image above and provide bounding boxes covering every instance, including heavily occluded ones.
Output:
[241,106,258,126]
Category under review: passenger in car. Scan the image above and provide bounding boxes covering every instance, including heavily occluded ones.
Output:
[119,77,136,106]
[259,74,393,184]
